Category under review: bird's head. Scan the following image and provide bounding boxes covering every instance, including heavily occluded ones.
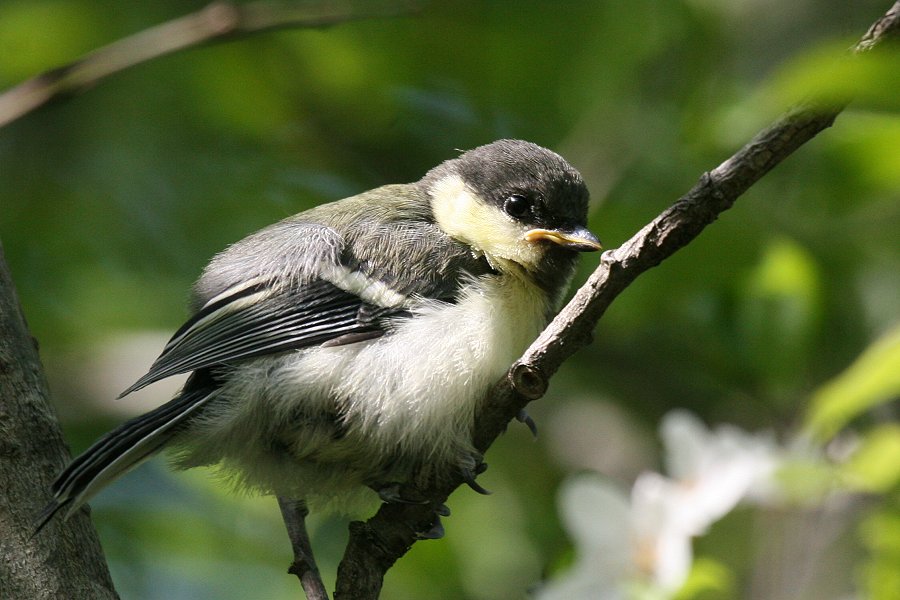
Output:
[421,139,600,294]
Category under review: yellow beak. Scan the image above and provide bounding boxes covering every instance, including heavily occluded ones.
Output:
[524,226,602,252]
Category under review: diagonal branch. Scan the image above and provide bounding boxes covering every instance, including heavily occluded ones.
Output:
[0,0,417,128]
[333,3,900,599]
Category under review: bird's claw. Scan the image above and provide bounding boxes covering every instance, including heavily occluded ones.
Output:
[376,483,426,505]
[461,455,491,495]
[376,483,450,518]
[415,515,445,540]
[516,409,538,439]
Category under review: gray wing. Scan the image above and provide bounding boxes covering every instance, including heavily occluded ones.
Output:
[120,190,495,398]
[119,277,396,397]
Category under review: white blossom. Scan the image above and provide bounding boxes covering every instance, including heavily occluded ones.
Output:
[537,410,783,600]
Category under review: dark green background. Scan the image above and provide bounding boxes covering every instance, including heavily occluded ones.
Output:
[1,1,897,598]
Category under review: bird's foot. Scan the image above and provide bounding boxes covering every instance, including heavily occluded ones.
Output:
[376,482,425,504]
[375,483,450,539]
[375,482,451,516]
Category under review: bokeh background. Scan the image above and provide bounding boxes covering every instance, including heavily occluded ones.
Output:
[1,1,898,598]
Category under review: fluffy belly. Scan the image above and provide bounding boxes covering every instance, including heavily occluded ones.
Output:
[173,273,549,506]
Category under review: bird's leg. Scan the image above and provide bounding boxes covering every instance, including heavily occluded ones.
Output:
[277,496,329,600]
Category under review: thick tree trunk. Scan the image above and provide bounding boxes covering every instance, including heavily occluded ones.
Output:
[0,241,119,600]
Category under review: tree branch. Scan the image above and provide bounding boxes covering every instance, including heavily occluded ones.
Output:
[0,0,417,128]
[333,3,900,598]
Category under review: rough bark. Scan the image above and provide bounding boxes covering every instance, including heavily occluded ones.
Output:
[0,242,119,600]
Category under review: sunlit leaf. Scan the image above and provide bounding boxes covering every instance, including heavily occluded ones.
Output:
[859,505,900,600]
[842,425,900,493]
[806,323,900,440]
[674,557,734,600]
[828,112,900,192]
[746,237,820,303]
[773,459,839,504]
[737,237,821,391]
[764,42,900,111]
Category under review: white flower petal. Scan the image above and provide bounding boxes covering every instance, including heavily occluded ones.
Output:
[661,410,711,480]
[559,475,631,554]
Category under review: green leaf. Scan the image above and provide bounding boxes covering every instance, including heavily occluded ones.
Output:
[774,459,840,504]
[829,112,900,193]
[765,42,900,111]
[674,557,734,600]
[859,503,900,600]
[737,237,821,392]
[842,425,900,493]
[806,324,900,440]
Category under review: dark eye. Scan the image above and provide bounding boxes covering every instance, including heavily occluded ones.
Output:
[503,194,531,219]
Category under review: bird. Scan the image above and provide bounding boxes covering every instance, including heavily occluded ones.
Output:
[38,139,600,575]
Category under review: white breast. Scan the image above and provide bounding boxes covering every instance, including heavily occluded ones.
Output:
[335,272,549,461]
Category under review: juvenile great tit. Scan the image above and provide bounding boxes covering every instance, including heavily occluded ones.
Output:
[39,139,600,546]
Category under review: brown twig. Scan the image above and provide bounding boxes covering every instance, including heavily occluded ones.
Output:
[333,2,900,598]
[0,0,417,128]
[277,498,330,600]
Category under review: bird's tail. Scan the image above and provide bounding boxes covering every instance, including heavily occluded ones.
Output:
[35,386,217,534]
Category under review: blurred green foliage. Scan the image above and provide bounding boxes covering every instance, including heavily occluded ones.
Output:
[807,324,900,440]
[1,1,897,599]
[675,558,735,600]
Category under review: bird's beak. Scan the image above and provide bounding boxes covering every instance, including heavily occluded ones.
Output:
[524,226,602,252]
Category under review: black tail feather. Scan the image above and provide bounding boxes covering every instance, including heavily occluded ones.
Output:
[34,376,217,535]
[31,498,73,538]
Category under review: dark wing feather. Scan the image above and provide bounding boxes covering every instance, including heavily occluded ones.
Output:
[119,278,396,398]
[35,372,218,533]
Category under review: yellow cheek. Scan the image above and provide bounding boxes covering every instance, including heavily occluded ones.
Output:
[430,176,544,271]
